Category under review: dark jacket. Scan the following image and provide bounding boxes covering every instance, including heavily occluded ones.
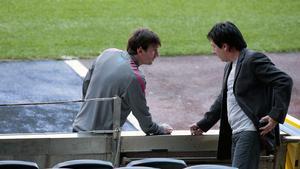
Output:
[197,49,293,160]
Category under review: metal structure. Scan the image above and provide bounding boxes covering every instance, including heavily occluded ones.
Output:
[0,96,299,169]
[0,130,299,168]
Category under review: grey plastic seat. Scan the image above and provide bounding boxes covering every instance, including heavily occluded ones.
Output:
[127,158,187,169]
[52,159,113,169]
[0,160,39,169]
[116,167,158,169]
[184,164,237,169]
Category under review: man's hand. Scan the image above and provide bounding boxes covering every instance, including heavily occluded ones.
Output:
[259,115,278,136]
[189,123,204,135]
[161,123,173,134]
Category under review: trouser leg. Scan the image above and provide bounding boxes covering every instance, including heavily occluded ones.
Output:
[231,131,260,169]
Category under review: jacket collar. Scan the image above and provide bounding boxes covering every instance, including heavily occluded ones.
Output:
[128,53,140,67]
[223,48,248,91]
[234,48,247,79]
[236,48,247,65]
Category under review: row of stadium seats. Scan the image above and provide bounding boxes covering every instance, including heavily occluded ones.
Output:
[0,158,237,169]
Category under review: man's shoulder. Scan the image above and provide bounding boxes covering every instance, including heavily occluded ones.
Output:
[97,48,129,64]
[243,49,269,62]
[103,48,124,53]
[98,48,127,57]
[244,49,265,57]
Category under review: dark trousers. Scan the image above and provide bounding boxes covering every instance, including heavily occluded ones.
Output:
[232,131,260,169]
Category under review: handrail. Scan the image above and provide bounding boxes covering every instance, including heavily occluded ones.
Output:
[0,97,117,107]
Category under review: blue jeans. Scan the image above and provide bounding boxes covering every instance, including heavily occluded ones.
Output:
[231,131,260,169]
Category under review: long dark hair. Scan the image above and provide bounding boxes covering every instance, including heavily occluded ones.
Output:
[207,21,247,50]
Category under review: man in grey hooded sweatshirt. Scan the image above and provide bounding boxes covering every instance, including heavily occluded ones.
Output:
[73,28,173,135]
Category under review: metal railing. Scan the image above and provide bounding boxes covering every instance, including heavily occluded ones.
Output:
[0,96,122,167]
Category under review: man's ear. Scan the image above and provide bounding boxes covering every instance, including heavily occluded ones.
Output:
[137,47,143,55]
[223,44,229,51]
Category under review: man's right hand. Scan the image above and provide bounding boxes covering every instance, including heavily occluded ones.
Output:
[161,123,173,134]
[189,123,204,135]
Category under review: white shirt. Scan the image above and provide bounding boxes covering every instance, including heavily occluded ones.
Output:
[227,59,256,134]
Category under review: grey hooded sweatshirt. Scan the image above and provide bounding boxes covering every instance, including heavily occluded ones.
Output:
[73,48,164,135]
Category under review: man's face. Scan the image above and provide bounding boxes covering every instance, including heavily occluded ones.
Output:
[137,44,159,65]
[210,41,228,62]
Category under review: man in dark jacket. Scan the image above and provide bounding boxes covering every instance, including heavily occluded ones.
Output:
[190,21,293,169]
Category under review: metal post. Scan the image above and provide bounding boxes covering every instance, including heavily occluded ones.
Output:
[274,143,287,169]
[112,96,122,167]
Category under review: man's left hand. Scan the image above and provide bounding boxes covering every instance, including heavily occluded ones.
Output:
[161,123,173,134]
[259,115,278,136]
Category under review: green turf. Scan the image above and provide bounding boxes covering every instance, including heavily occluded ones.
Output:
[1,0,300,59]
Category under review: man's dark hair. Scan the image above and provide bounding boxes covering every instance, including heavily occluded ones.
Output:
[127,28,161,55]
[207,21,247,51]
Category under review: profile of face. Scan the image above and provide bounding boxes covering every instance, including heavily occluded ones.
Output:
[210,41,229,62]
[137,44,160,65]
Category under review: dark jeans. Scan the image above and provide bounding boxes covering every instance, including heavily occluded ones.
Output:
[232,131,260,169]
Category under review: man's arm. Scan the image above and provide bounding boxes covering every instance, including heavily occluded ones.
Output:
[250,53,293,124]
[82,60,96,99]
[191,93,222,134]
[250,53,293,135]
[126,78,172,135]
